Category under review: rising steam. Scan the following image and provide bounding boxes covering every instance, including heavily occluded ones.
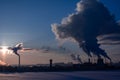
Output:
[51,0,120,61]
[70,54,82,63]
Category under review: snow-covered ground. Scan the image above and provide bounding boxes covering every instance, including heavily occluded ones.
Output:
[0,71,120,80]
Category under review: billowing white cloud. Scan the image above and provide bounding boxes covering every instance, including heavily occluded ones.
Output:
[51,0,120,61]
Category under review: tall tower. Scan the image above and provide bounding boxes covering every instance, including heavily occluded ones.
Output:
[50,59,53,68]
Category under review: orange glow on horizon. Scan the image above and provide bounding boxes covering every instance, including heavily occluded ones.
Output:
[0,46,12,55]
[1,46,8,54]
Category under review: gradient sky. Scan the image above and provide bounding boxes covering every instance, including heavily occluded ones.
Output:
[0,0,120,65]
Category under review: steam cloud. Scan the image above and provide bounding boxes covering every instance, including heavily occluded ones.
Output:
[51,0,120,61]
[71,54,82,63]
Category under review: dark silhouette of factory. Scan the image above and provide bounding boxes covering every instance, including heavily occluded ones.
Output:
[0,58,119,72]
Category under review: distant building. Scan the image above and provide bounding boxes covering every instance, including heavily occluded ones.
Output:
[54,62,65,67]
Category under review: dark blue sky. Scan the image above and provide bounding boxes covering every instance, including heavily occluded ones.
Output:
[0,0,120,64]
[101,0,120,20]
[0,0,120,46]
[0,0,79,47]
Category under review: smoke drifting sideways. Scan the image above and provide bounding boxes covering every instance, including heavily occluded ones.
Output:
[51,0,120,61]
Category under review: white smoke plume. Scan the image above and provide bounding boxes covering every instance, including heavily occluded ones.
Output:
[51,0,120,61]
[70,54,82,63]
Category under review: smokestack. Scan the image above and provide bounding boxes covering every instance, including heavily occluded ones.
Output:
[18,55,20,68]
[88,58,90,63]
[97,58,104,65]
[15,54,21,68]
[49,59,53,68]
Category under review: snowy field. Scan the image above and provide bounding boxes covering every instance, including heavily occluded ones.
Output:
[0,71,120,80]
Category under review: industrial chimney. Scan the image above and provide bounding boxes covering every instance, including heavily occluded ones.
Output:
[49,59,53,68]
